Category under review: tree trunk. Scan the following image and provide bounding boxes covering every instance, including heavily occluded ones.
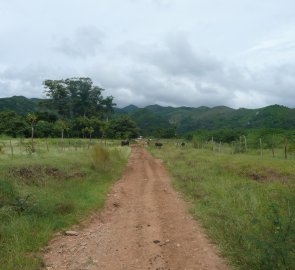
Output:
[31,126,35,152]
[285,138,288,159]
[271,135,275,157]
[61,129,64,151]
[10,140,14,157]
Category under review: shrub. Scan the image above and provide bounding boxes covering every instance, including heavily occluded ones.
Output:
[91,144,110,169]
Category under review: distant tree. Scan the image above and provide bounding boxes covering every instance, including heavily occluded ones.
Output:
[35,111,58,123]
[35,120,54,138]
[84,126,94,142]
[153,127,176,138]
[43,80,70,118]
[54,119,69,147]
[43,78,114,119]
[26,113,38,152]
[107,117,139,139]
[101,96,116,121]
[0,111,28,137]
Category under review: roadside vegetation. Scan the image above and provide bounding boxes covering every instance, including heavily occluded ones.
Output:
[0,138,130,270]
[150,141,295,270]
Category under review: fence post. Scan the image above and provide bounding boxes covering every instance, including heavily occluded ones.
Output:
[9,140,14,157]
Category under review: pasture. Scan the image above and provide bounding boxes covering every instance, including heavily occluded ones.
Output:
[150,141,295,269]
[0,138,130,270]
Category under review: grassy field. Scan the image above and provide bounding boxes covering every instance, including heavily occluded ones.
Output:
[150,142,295,270]
[0,138,130,270]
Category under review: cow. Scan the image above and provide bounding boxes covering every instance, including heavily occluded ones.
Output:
[155,142,163,149]
[121,140,129,146]
[181,142,185,147]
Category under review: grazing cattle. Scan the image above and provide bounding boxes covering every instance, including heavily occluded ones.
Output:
[181,142,185,147]
[121,140,129,146]
[155,142,163,149]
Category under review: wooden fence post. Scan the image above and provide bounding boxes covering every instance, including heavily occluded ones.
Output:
[9,140,14,157]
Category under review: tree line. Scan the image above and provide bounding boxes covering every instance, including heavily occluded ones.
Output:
[0,78,139,139]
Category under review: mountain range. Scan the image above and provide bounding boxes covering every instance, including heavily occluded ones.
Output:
[0,96,294,134]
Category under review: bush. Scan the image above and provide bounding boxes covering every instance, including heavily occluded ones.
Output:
[91,144,110,169]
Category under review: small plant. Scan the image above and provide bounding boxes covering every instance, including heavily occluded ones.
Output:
[0,144,4,154]
[12,195,32,214]
[91,144,110,169]
[250,203,295,269]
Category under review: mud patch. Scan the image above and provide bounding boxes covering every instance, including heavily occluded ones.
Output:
[11,166,63,177]
[245,169,293,184]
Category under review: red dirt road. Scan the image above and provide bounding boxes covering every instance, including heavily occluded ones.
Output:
[44,146,229,270]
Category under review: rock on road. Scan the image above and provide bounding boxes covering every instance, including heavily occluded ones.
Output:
[44,146,229,270]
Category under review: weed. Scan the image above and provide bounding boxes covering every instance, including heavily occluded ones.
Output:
[150,145,295,270]
[0,140,129,270]
[12,195,33,214]
[91,144,110,169]
[0,144,4,154]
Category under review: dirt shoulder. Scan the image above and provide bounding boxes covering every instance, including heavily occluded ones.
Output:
[43,146,229,270]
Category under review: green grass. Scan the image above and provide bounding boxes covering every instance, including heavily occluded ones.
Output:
[0,139,130,270]
[150,143,295,270]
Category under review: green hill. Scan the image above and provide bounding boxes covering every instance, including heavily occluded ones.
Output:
[115,104,295,135]
[0,96,294,135]
[0,96,44,114]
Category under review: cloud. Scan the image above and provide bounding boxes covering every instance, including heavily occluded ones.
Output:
[0,1,295,109]
[54,26,105,58]
[90,33,295,108]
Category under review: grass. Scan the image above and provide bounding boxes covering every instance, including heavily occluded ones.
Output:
[0,139,130,270]
[150,142,295,270]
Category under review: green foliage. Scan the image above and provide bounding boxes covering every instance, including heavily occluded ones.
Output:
[43,77,114,119]
[91,145,110,169]
[106,117,139,139]
[250,203,295,269]
[0,96,41,114]
[0,111,29,137]
[115,104,295,135]
[128,108,173,136]
[26,113,37,126]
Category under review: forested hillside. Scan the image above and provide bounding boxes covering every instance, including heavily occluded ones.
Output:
[0,96,43,114]
[0,95,294,136]
[120,104,295,135]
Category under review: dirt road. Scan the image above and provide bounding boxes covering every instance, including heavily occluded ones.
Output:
[44,146,229,270]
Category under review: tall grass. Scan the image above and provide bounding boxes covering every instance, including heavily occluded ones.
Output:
[0,140,130,270]
[150,143,295,270]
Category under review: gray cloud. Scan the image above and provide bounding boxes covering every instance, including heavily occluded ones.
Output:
[54,26,105,58]
[0,0,295,109]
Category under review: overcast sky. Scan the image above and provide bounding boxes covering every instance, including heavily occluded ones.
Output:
[0,0,295,108]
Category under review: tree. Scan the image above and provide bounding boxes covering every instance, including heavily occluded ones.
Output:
[35,120,54,138]
[101,96,116,121]
[54,119,69,149]
[43,78,114,119]
[26,113,38,152]
[84,126,94,142]
[107,117,139,139]
[0,111,28,137]
[43,80,70,118]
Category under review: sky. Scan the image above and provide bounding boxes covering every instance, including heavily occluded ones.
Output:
[0,0,295,108]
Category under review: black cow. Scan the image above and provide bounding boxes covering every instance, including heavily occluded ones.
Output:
[155,142,163,149]
[121,140,129,146]
[181,142,185,147]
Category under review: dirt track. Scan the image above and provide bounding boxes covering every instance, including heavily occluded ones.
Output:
[44,146,229,270]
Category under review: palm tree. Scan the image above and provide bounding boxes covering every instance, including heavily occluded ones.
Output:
[26,113,37,152]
